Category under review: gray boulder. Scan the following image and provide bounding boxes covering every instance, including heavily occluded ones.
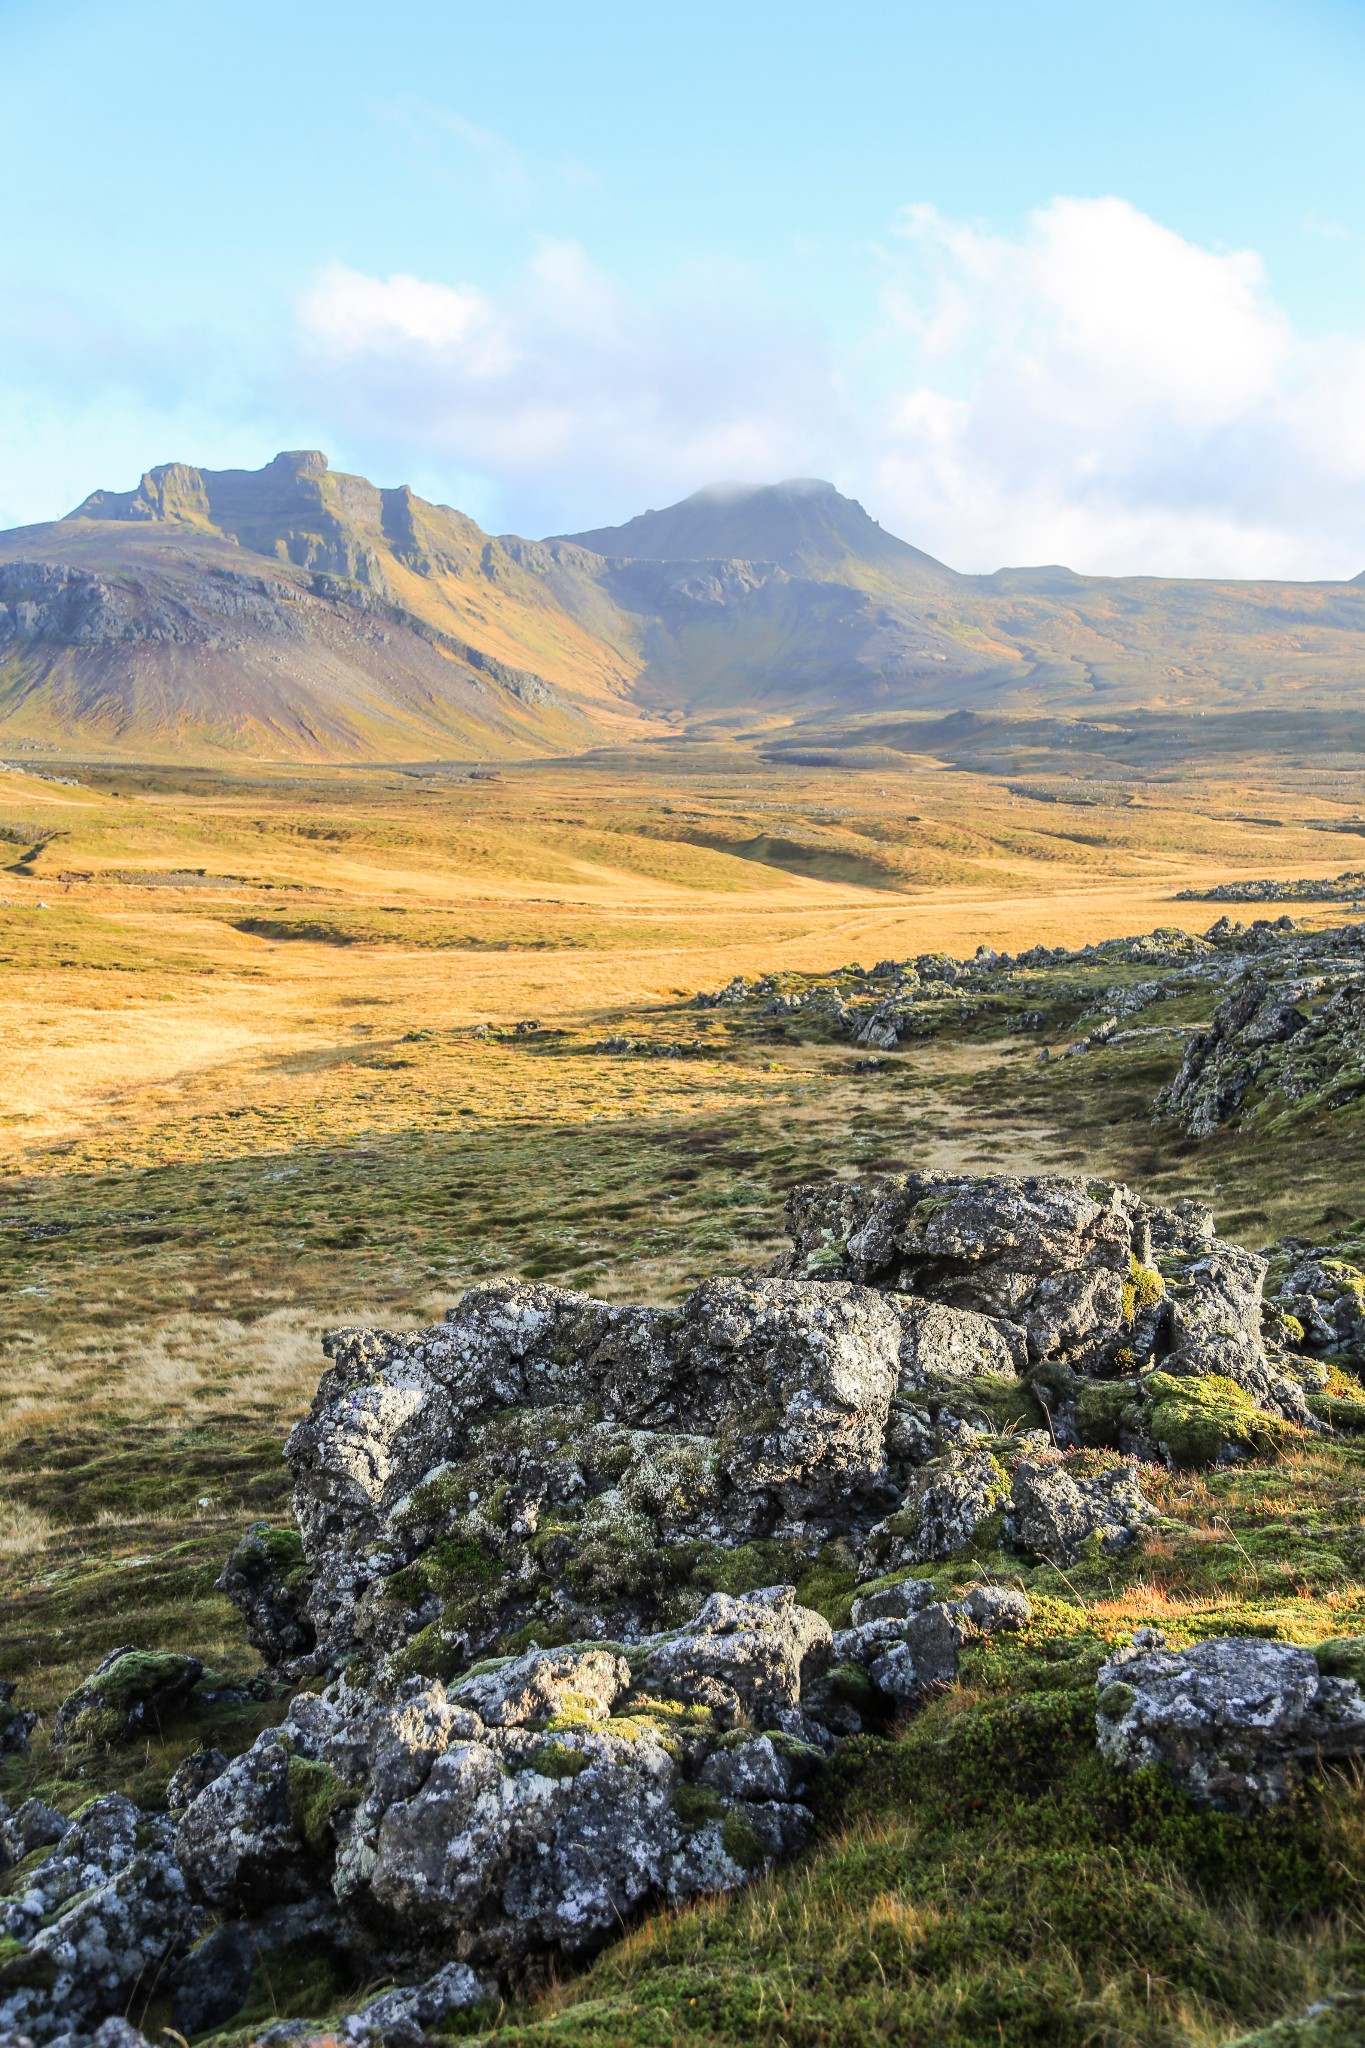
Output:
[641,1586,832,1726]
[336,1960,491,2045]
[894,1300,1025,1386]
[450,1647,628,1728]
[1096,1631,1365,1810]
[169,1919,256,2036]
[868,1603,968,1705]
[174,1730,321,1909]
[0,1810,200,2045]
[1008,1457,1155,1564]
[165,1747,228,1814]
[0,1684,34,1758]
[864,1447,1009,1567]
[217,1522,316,1669]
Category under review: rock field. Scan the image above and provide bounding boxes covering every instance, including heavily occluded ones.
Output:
[5,1163,1365,2044]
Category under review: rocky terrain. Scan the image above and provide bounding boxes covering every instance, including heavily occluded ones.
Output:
[692,908,1365,1147]
[4,1166,1365,2044]
[1179,870,1365,904]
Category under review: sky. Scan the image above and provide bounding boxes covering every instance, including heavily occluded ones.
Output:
[3,0,1365,575]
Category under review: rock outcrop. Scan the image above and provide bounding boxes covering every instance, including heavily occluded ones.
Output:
[1096,1630,1365,1811]
[7,1167,1353,2043]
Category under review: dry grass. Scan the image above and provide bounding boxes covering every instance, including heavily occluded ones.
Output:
[1,752,1360,1169]
[0,1496,54,1557]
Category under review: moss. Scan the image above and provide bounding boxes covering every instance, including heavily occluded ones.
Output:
[1308,1391,1365,1434]
[94,1649,196,1713]
[1096,1679,1136,1718]
[0,1937,57,1990]
[260,1525,305,1569]
[285,1754,361,1857]
[526,1741,589,1781]
[1130,1256,1166,1310]
[1311,1637,1365,1687]
[812,1661,878,1716]
[720,1807,767,1870]
[673,1781,724,1827]
[1146,1371,1296,1467]
[942,1374,1045,1435]
[1076,1378,1146,1448]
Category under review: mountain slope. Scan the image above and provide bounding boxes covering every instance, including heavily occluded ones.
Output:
[5,454,1365,761]
[567,484,1365,723]
[559,477,956,589]
[0,452,650,760]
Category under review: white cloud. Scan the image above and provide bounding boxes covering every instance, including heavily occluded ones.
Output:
[297,265,510,371]
[286,199,1365,575]
[291,240,847,536]
[870,196,1365,576]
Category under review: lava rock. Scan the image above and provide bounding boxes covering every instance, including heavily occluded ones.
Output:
[1008,1458,1155,1565]
[51,1648,203,1751]
[1096,1631,1365,1811]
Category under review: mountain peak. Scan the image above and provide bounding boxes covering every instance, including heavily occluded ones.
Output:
[71,450,333,525]
[555,479,954,586]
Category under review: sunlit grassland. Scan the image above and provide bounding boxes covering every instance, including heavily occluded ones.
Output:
[5,749,1365,2042]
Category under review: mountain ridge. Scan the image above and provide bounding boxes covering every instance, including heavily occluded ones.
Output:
[5,450,1365,760]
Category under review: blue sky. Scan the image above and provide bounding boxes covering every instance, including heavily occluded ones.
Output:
[3,0,1365,573]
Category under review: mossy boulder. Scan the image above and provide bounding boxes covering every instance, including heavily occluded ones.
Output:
[1145,1371,1296,1467]
[217,1520,316,1668]
[51,1646,203,1750]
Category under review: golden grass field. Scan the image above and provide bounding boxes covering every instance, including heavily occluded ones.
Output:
[3,748,1361,1169]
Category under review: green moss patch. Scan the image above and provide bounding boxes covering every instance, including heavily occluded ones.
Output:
[285,1754,361,1856]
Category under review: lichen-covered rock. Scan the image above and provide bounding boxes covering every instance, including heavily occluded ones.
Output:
[1096,1631,1365,1811]
[894,1300,1025,1386]
[0,1683,34,1758]
[1156,972,1365,1138]
[641,1586,832,1727]
[1279,1258,1365,1361]
[867,1603,968,1705]
[450,1646,628,1728]
[1008,1457,1155,1564]
[176,1596,826,1978]
[863,1447,1009,1567]
[850,1578,936,1625]
[166,1747,229,1814]
[168,1919,256,2037]
[217,1522,316,1670]
[174,1731,322,1909]
[0,1806,201,2044]
[333,1959,492,2045]
[289,1277,905,1670]
[832,1579,1031,1710]
[51,1648,203,1750]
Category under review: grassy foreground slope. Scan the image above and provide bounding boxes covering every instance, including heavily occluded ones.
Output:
[4,751,1365,2043]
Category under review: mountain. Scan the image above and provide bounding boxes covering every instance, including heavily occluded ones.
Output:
[0,452,650,760]
[559,478,956,588]
[4,453,1365,761]
[565,483,1365,724]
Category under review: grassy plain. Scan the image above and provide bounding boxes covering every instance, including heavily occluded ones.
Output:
[5,735,1365,2044]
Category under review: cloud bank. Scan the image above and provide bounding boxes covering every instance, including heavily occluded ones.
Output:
[293,197,1365,577]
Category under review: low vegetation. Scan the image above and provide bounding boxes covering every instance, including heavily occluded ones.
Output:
[6,748,1365,2043]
